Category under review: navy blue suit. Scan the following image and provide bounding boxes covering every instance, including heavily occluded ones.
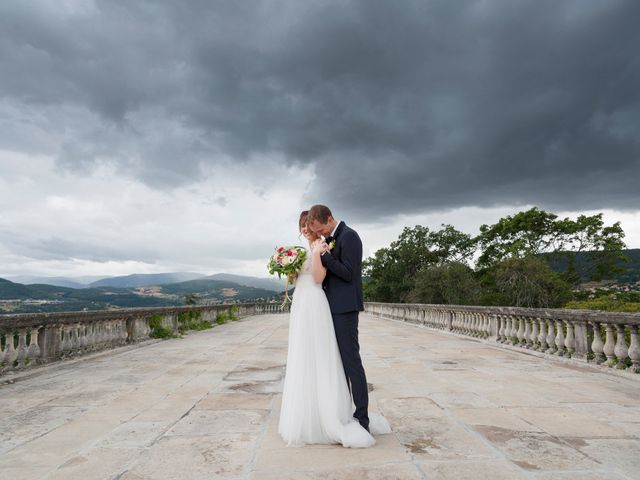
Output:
[320,221,369,430]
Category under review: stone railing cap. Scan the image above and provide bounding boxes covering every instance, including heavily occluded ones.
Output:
[364,302,640,325]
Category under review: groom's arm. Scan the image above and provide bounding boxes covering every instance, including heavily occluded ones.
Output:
[320,231,361,283]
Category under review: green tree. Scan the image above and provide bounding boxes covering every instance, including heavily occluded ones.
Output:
[363,226,433,302]
[428,225,477,265]
[184,293,198,305]
[363,225,476,302]
[492,257,572,308]
[477,208,626,284]
[408,262,481,305]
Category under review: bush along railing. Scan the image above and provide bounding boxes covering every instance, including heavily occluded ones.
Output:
[365,302,640,373]
[0,302,289,376]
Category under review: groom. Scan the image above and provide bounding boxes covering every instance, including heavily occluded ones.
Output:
[307,204,369,432]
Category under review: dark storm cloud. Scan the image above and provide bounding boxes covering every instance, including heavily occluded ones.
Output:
[1,0,639,218]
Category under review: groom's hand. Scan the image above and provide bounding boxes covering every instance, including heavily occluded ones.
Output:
[319,240,330,256]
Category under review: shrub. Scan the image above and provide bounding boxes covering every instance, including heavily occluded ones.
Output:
[177,310,212,332]
[215,312,228,325]
[492,257,572,308]
[149,314,176,339]
[408,262,481,305]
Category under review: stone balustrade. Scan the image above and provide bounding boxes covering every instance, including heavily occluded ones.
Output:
[0,302,288,376]
[365,302,640,372]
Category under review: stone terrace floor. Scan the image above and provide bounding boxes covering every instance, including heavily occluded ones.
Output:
[1,313,640,480]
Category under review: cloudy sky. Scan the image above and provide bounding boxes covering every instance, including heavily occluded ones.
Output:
[1,0,639,280]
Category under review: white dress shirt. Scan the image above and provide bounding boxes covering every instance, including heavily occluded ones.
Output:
[330,220,341,238]
[321,221,341,256]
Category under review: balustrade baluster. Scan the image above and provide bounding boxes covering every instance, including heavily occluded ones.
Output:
[614,325,629,369]
[71,323,80,353]
[78,324,87,350]
[554,320,565,356]
[516,317,525,346]
[4,331,18,369]
[27,326,41,363]
[530,318,539,349]
[504,317,513,344]
[16,329,28,368]
[524,318,532,348]
[537,318,547,351]
[483,314,491,339]
[60,326,70,355]
[545,319,556,354]
[603,323,616,367]
[564,321,576,357]
[121,320,129,344]
[480,314,488,338]
[591,322,605,364]
[628,326,640,373]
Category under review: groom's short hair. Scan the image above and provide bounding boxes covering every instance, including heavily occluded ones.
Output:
[308,204,333,224]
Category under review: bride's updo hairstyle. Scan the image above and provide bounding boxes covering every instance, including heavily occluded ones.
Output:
[299,210,319,241]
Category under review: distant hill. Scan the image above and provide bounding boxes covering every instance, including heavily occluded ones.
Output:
[206,273,283,292]
[2,272,283,291]
[0,275,281,314]
[0,277,33,299]
[616,249,640,283]
[6,275,106,288]
[0,277,176,313]
[160,278,278,301]
[90,272,207,288]
[545,248,640,284]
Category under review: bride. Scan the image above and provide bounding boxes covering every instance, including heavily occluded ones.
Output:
[278,211,391,448]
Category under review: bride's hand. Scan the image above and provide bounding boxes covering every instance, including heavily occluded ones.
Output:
[311,239,325,255]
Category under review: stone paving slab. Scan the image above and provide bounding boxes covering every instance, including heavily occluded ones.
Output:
[1,313,640,479]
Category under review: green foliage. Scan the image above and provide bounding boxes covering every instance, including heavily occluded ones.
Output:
[363,208,630,309]
[177,310,212,332]
[214,306,240,324]
[364,225,475,302]
[148,314,175,339]
[184,293,198,305]
[565,293,640,313]
[491,257,573,308]
[476,208,627,284]
[407,262,481,305]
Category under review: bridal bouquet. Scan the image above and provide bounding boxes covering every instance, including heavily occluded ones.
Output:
[268,246,307,307]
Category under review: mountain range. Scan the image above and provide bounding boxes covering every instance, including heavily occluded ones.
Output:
[0,272,285,314]
[545,248,640,284]
[5,272,284,291]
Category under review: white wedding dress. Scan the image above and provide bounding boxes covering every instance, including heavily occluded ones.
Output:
[278,254,391,448]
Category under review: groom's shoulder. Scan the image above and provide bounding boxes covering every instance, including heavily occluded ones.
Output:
[341,223,362,242]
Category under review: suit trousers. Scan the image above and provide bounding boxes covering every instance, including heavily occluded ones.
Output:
[331,311,369,430]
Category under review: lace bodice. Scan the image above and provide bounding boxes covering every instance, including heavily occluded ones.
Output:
[296,254,320,288]
[300,256,313,275]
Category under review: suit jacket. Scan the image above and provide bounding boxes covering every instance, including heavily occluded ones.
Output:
[320,221,364,314]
